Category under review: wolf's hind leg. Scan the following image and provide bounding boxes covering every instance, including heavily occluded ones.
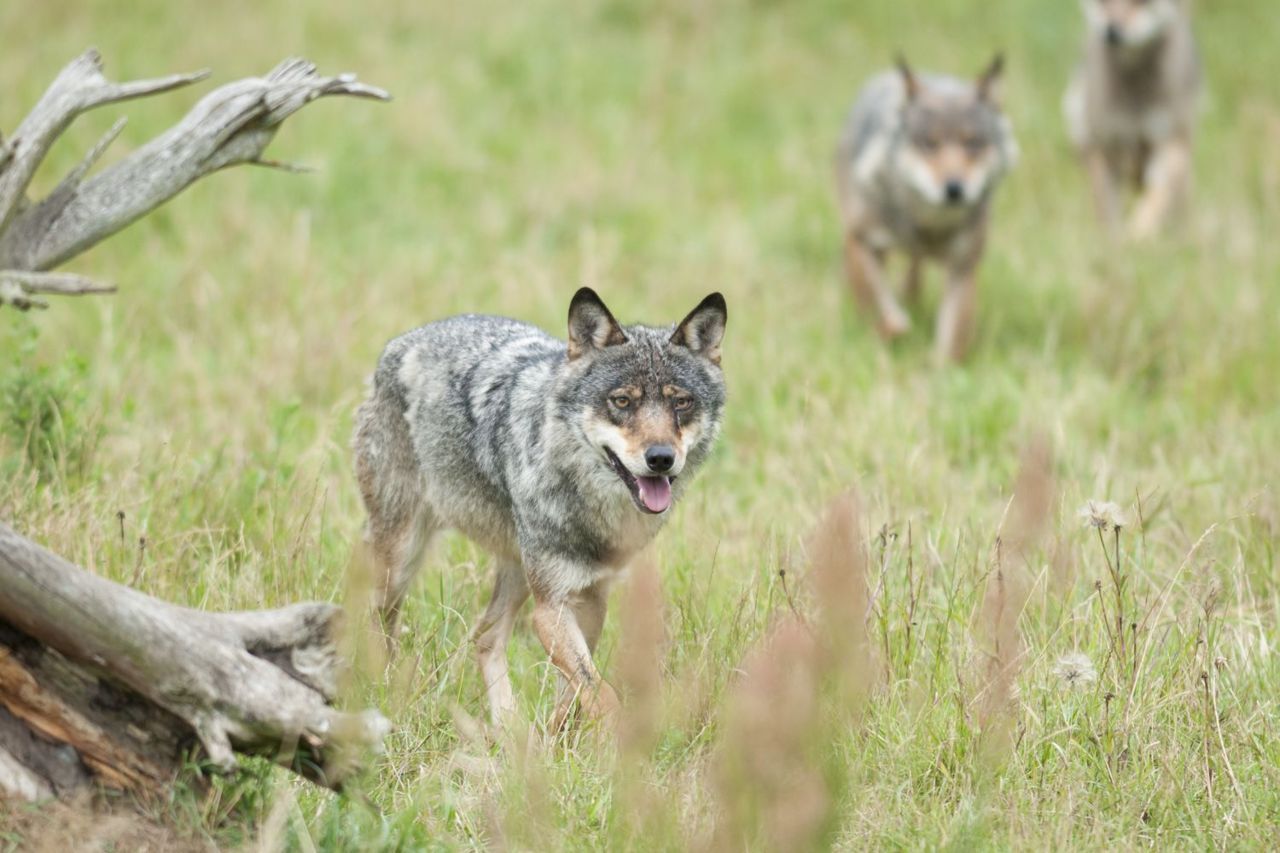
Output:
[843,232,911,339]
[472,559,530,723]
[353,385,435,644]
[1129,138,1191,240]
[369,506,436,642]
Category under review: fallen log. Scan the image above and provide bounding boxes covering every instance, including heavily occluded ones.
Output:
[0,521,389,801]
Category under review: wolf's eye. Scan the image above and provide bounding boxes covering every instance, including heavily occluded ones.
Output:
[672,396,693,412]
[610,395,631,409]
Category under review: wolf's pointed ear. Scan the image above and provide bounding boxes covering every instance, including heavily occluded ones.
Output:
[670,292,727,366]
[895,53,920,101]
[976,53,1005,102]
[567,287,627,360]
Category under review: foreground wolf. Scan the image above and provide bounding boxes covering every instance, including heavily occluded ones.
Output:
[835,55,1017,363]
[1063,0,1200,239]
[353,288,727,725]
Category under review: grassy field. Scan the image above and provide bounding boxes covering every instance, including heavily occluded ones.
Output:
[3,0,1280,848]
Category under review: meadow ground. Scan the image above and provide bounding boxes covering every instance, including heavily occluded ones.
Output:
[2,0,1279,848]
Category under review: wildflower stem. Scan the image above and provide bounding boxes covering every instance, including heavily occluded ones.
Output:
[1097,526,1125,684]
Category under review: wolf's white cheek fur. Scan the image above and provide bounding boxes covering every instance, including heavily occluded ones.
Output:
[899,149,944,204]
[580,413,648,477]
[963,156,999,201]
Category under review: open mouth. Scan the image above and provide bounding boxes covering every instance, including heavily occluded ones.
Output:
[604,447,673,514]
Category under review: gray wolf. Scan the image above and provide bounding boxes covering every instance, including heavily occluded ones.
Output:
[1063,0,1201,239]
[835,55,1017,363]
[353,288,727,727]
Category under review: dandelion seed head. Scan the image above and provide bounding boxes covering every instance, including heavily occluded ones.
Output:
[1052,652,1097,689]
[1078,500,1128,532]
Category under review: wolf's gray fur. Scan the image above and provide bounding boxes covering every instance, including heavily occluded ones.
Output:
[834,56,1016,362]
[1063,0,1200,238]
[353,288,726,723]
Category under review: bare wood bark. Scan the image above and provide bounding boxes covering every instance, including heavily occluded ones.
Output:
[0,271,116,311]
[0,49,388,309]
[0,521,389,801]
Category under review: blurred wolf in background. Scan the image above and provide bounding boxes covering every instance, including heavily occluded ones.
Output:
[835,55,1017,364]
[1064,0,1200,239]
[353,288,727,727]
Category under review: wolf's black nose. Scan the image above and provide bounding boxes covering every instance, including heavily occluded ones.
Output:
[944,180,965,203]
[1105,24,1123,45]
[645,445,676,474]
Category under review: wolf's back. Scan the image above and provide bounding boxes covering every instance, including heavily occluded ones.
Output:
[373,316,563,501]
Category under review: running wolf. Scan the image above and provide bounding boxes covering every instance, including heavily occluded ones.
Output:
[353,288,727,726]
[834,55,1017,363]
[1063,0,1201,239]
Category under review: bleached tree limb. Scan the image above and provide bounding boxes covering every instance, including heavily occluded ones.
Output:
[0,270,115,310]
[0,49,209,236]
[0,50,389,304]
[0,521,390,800]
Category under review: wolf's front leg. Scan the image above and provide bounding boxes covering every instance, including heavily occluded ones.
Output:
[1085,148,1120,235]
[843,232,911,339]
[531,582,619,730]
[903,255,925,306]
[1129,138,1191,241]
[934,264,979,365]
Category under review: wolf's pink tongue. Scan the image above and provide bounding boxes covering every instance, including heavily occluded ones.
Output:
[636,476,672,513]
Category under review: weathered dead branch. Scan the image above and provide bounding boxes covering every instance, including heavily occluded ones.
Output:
[0,49,388,309]
[0,521,389,802]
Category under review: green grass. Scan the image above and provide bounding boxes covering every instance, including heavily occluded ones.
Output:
[3,0,1279,848]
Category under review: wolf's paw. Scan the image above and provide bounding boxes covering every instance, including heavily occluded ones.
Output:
[878,310,912,341]
[582,681,622,722]
[550,681,621,733]
[1127,211,1162,242]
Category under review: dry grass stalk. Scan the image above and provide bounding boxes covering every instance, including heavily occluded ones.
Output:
[975,439,1054,756]
[616,552,667,760]
[710,617,825,852]
[708,490,876,851]
[612,552,671,839]
[807,489,874,705]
